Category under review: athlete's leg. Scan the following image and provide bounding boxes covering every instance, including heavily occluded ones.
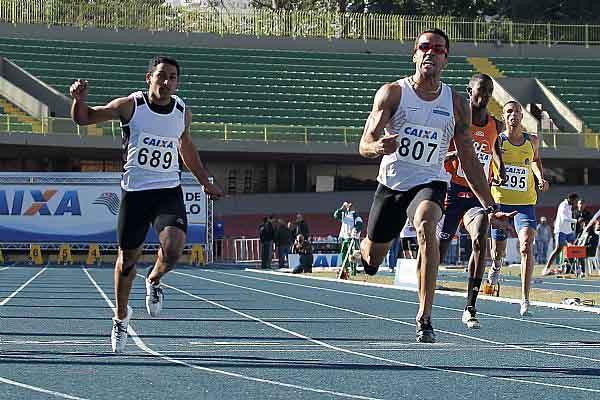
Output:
[488,218,508,285]
[490,237,507,280]
[414,200,443,323]
[115,190,150,320]
[544,233,565,271]
[463,207,489,308]
[148,226,186,284]
[115,246,143,320]
[519,227,537,301]
[361,184,407,275]
[148,187,189,284]
[360,238,394,272]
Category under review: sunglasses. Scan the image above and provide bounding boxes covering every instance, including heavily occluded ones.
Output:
[415,42,448,55]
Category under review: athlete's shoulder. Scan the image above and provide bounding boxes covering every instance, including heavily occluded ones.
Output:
[374,80,402,109]
[171,95,186,114]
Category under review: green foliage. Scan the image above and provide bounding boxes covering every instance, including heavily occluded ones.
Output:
[249,0,600,24]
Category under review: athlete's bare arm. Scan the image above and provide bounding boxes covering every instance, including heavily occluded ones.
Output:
[492,118,507,184]
[359,83,401,158]
[70,79,133,125]
[452,92,495,208]
[179,110,224,199]
[529,134,550,192]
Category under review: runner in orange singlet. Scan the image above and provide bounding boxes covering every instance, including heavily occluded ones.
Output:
[438,74,507,329]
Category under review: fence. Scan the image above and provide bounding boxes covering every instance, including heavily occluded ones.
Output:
[3,1,600,46]
[2,114,600,150]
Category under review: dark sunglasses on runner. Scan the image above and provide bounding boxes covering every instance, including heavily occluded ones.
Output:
[415,42,448,55]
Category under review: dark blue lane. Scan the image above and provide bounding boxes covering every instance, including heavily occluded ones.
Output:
[2,265,600,400]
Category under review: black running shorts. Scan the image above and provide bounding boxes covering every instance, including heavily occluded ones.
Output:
[117,186,188,250]
[367,181,447,243]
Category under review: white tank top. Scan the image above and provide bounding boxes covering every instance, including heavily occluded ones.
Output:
[377,77,455,191]
[121,91,186,191]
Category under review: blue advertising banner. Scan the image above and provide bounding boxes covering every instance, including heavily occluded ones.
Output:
[0,173,207,244]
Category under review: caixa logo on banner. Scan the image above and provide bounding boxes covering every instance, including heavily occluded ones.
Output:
[0,190,81,216]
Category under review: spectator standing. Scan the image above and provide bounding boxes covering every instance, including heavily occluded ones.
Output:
[574,199,592,238]
[543,193,579,276]
[333,202,363,272]
[259,216,275,269]
[536,216,552,264]
[274,219,293,269]
[295,214,310,239]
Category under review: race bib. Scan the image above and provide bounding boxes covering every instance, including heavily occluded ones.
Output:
[134,132,179,172]
[396,124,441,167]
[457,151,492,179]
[500,165,529,192]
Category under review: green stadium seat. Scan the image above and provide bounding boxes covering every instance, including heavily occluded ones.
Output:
[0,37,477,142]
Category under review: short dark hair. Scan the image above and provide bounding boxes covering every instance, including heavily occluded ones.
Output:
[148,55,180,77]
[469,73,493,87]
[415,28,450,54]
[503,100,521,110]
[567,192,579,202]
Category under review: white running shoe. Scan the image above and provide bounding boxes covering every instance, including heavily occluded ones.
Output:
[111,305,132,353]
[145,277,164,317]
[487,265,501,286]
[461,307,481,329]
[520,300,531,317]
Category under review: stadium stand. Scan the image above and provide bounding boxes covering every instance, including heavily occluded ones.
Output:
[0,37,475,141]
[491,57,600,132]
[0,95,38,133]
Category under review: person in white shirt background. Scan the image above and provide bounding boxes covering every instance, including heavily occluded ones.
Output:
[542,193,579,276]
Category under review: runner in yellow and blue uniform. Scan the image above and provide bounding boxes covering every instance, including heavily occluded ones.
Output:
[486,101,550,317]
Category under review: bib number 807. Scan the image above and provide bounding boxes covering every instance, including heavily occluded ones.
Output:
[138,148,173,170]
[397,137,438,163]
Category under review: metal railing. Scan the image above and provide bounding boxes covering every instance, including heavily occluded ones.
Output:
[1,114,600,149]
[3,0,600,46]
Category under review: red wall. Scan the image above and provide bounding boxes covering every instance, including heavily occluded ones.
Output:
[217,205,599,238]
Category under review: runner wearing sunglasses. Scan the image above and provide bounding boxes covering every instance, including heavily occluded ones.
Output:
[359,28,514,343]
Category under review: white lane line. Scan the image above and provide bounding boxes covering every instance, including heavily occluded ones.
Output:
[221,270,600,335]
[247,268,600,314]
[0,267,47,306]
[82,268,382,400]
[172,270,600,393]
[0,267,9,271]
[0,377,89,400]
[0,267,89,400]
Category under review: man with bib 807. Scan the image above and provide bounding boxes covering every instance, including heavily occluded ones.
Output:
[485,100,549,317]
[70,56,224,353]
[359,29,514,343]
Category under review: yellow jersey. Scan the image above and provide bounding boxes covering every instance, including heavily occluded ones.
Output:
[491,132,537,205]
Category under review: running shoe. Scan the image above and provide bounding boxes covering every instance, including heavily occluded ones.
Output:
[487,265,501,286]
[111,305,132,353]
[519,300,531,317]
[461,306,481,329]
[416,320,436,343]
[145,275,164,317]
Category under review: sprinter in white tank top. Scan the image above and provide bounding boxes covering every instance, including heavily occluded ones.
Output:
[70,56,224,353]
[358,29,514,343]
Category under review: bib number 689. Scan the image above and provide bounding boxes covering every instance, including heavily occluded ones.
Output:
[138,148,173,170]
